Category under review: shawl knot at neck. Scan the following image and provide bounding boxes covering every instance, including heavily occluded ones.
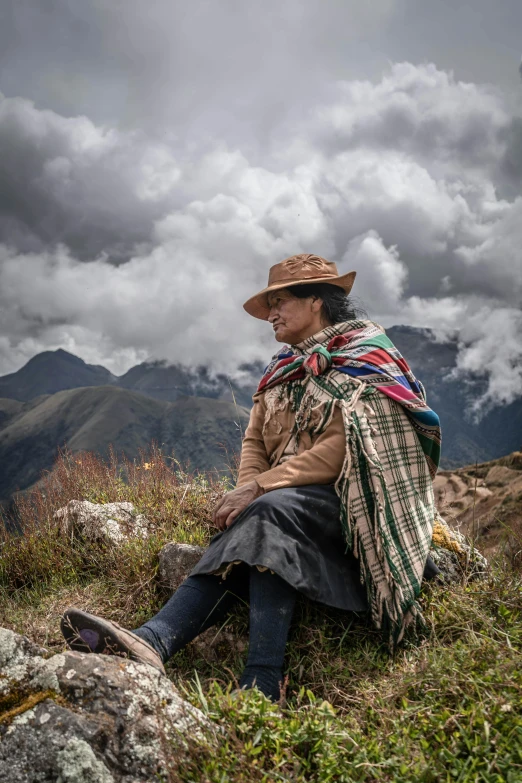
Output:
[303,345,332,376]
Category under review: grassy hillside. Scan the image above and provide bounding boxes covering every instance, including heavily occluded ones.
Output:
[1,450,521,781]
[0,386,165,500]
[0,386,249,501]
[0,397,25,429]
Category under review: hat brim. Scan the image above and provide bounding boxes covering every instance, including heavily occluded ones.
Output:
[243,271,356,320]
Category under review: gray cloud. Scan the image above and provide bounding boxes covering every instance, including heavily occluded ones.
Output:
[0,0,397,141]
[3,0,521,140]
[0,95,180,259]
[1,0,522,406]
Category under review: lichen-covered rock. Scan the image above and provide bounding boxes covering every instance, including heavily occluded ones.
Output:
[429,539,489,583]
[56,738,114,783]
[54,501,149,544]
[159,542,205,590]
[429,516,489,584]
[0,628,215,782]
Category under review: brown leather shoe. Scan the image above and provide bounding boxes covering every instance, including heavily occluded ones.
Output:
[61,607,166,675]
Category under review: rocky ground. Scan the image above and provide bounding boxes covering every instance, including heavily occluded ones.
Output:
[0,628,215,782]
[434,450,522,565]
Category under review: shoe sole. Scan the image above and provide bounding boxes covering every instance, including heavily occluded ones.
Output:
[61,608,165,674]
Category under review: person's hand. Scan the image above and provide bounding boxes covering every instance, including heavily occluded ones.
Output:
[212,480,265,531]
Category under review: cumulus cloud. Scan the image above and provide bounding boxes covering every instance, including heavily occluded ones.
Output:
[343,231,407,317]
[0,94,182,259]
[0,62,521,407]
[455,307,522,409]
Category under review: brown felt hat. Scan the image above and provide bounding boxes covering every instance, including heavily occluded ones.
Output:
[243,253,356,320]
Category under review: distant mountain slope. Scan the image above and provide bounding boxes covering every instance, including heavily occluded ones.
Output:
[1,349,257,409]
[0,349,115,401]
[158,395,248,473]
[387,326,522,466]
[118,362,194,401]
[0,398,25,429]
[118,360,256,408]
[0,386,249,501]
[1,327,521,503]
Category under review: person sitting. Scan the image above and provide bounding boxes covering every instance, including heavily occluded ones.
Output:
[61,253,441,702]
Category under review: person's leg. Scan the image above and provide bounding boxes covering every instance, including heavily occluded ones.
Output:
[238,567,297,702]
[132,571,247,662]
[61,567,248,671]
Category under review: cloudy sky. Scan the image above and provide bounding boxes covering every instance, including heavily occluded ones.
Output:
[1,0,522,406]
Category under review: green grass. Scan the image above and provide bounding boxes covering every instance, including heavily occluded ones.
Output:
[1,449,521,782]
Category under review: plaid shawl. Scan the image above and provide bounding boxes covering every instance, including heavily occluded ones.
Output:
[258,319,441,647]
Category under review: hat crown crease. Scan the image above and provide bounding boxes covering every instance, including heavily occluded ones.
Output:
[282,254,326,276]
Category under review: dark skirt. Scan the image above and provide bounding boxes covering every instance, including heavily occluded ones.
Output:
[191,485,441,611]
[190,485,369,612]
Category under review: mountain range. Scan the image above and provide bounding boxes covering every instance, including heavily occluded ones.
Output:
[1,326,521,504]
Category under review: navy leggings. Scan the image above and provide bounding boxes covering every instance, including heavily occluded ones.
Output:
[133,565,297,701]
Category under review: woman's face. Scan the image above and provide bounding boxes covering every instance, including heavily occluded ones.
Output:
[267,289,325,344]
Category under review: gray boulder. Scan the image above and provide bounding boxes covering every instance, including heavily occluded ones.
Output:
[54,501,149,544]
[158,542,205,590]
[0,627,214,782]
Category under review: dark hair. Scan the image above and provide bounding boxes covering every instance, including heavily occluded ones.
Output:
[286,283,367,325]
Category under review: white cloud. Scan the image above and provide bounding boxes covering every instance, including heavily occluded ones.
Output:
[343,231,407,316]
[312,62,508,171]
[0,63,521,407]
[454,307,522,408]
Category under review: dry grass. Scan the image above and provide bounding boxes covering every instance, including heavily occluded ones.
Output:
[0,445,229,648]
[4,442,226,536]
[1,447,522,781]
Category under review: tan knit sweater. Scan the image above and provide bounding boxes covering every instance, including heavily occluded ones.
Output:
[236,391,346,491]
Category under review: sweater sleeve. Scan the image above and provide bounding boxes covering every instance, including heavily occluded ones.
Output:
[254,405,346,491]
[236,396,271,487]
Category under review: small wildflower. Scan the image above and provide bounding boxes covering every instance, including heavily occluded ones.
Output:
[143,463,153,470]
